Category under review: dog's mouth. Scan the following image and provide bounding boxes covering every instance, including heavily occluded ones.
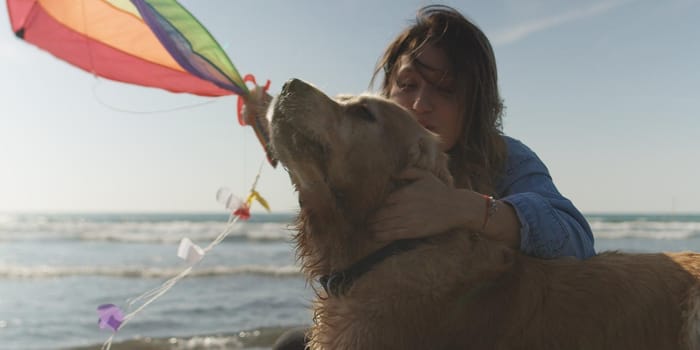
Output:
[269,80,334,189]
[272,112,327,161]
[271,101,329,157]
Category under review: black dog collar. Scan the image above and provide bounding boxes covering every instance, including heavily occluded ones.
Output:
[319,238,426,297]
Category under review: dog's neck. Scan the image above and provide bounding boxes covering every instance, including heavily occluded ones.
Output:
[319,238,427,297]
[295,207,400,281]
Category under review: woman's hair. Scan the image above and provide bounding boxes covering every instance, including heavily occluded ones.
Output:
[372,5,507,194]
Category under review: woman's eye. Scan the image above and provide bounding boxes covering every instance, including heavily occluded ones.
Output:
[437,86,456,96]
[396,80,417,91]
[435,78,457,96]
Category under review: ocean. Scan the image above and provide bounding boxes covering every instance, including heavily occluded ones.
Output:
[1,212,700,350]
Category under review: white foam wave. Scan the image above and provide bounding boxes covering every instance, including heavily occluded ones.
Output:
[94,330,277,350]
[0,220,294,243]
[171,334,245,349]
[591,220,700,240]
[0,263,302,279]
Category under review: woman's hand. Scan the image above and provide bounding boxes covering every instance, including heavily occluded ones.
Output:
[370,167,469,241]
[241,86,273,125]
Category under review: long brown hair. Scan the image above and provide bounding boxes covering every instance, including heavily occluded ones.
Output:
[372,5,507,194]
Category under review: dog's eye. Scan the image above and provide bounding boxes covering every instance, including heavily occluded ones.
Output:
[348,104,376,122]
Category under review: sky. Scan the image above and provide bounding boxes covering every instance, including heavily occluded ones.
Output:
[0,0,698,214]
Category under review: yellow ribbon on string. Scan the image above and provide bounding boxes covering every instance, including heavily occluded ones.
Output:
[245,190,271,212]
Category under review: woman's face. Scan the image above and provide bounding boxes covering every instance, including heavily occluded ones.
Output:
[388,45,463,152]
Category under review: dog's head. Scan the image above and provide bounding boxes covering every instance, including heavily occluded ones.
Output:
[270,79,452,276]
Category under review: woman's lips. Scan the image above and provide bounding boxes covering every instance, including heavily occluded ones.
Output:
[417,119,436,133]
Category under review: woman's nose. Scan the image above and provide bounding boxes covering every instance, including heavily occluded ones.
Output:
[411,86,433,114]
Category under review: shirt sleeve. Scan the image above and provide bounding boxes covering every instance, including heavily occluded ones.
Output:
[497,137,596,259]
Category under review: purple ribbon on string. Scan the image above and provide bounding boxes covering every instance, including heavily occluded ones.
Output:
[97,304,124,332]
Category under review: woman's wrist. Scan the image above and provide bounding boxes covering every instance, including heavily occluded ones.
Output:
[478,195,500,233]
[483,200,521,249]
[242,87,273,125]
[452,189,521,249]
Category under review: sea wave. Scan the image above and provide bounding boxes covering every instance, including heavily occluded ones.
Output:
[65,326,301,350]
[5,213,699,242]
[0,220,295,243]
[0,263,302,279]
[590,219,700,240]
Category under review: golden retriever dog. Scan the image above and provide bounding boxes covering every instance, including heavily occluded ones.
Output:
[269,78,700,350]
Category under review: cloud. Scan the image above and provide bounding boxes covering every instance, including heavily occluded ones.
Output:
[491,0,633,46]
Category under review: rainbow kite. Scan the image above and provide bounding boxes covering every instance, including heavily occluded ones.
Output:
[6,0,276,166]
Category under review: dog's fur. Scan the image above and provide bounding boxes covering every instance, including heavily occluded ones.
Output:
[269,78,700,350]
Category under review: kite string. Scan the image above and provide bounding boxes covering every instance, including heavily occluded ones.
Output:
[250,159,265,193]
[120,215,238,312]
[126,213,238,314]
[204,212,239,253]
[101,214,240,350]
[123,215,239,309]
[91,78,220,115]
[121,266,194,327]
[101,158,267,350]
[100,334,115,350]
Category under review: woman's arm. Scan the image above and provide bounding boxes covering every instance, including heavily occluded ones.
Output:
[449,189,522,250]
[371,138,595,260]
[495,171,596,259]
[495,137,595,259]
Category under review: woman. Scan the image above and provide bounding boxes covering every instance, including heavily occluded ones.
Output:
[367,5,595,259]
[272,5,595,349]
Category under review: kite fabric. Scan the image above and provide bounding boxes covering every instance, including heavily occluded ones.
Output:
[6,0,247,96]
[6,0,277,165]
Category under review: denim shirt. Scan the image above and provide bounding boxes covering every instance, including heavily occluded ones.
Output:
[495,136,596,259]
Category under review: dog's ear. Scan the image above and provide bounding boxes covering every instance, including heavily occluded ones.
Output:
[409,136,454,187]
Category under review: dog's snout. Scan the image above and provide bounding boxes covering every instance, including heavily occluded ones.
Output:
[280,79,295,93]
[281,78,312,95]
[281,78,301,93]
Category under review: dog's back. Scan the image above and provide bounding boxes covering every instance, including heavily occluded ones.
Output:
[310,231,700,350]
[503,251,700,350]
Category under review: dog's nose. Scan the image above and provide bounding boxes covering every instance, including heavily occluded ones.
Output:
[281,78,308,94]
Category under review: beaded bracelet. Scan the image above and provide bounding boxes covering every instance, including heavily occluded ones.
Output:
[480,195,499,232]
